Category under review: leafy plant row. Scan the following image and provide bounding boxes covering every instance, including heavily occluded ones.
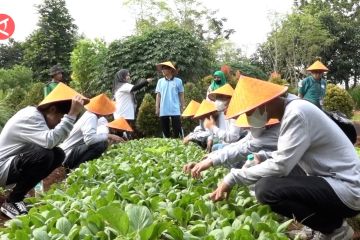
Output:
[0,139,291,240]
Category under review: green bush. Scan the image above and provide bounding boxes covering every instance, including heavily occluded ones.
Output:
[349,86,360,110]
[4,87,27,112]
[136,93,160,137]
[182,82,203,135]
[18,82,46,110]
[0,65,33,91]
[323,84,354,118]
[0,98,13,131]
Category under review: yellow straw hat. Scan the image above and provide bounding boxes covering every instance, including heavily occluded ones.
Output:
[193,100,217,119]
[85,93,116,115]
[226,75,288,119]
[182,100,201,117]
[235,114,279,128]
[306,60,328,72]
[38,82,87,107]
[107,117,133,132]
[208,83,234,101]
[156,61,176,71]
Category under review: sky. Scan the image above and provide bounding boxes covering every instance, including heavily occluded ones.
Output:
[0,0,294,56]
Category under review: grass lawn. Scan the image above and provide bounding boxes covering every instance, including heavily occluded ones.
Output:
[352,111,360,121]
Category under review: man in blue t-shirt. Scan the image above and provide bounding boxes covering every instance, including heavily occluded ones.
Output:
[155,61,185,138]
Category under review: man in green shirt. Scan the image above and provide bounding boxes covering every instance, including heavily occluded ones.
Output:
[298,60,328,109]
[44,65,64,97]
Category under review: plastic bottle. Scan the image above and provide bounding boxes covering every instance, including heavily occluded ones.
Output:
[34,180,44,197]
[243,153,256,168]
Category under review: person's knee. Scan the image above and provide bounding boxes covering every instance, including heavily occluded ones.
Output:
[255,177,275,204]
[52,147,65,167]
[91,141,108,155]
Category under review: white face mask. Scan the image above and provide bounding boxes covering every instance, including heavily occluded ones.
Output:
[247,106,268,128]
[215,100,227,112]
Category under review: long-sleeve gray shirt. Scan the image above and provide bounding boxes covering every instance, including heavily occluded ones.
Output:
[0,106,76,186]
[210,124,280,168]
[60,111,108,158]
[224,98,360,210]
[210,112,245,144]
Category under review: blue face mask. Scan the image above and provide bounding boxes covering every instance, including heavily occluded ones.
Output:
[247,106,268,128]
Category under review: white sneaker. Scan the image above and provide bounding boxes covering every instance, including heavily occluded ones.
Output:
[311,220,354,240]
[0,201,28,219]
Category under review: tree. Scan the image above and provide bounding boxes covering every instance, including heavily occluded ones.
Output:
[101,27,214,96]
[70,39,108,97]
[23,0,78,81]
[0,39,24,69]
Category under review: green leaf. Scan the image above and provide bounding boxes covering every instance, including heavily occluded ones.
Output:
[32,228,49,240]
[189,223,207,236]
[277,219,293,233]
[209,229,225,240]
[55,217,72,235]
[15,230,29,240]
[125,204,153,232]
[98,204,129,235]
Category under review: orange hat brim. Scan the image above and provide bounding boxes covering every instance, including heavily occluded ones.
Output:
[226,75,288,119]
[182,100,201,117]
[85,93,116,115]
[208,84,234,101]
[107,117,133,132]
[38,82,87,107]
[193,100,217,119]
[306,60,328,72]
[235,114,280,128]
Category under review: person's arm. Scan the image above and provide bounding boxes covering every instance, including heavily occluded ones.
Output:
[130,78,153,92]
[211,120,242,143]
[155,93,161,116]
[81,114,108,146]
[298,79,305,98]
[179,92,185,111]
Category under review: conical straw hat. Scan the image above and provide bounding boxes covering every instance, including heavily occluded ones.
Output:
[306,60,328,72]
[182,100,200,117]
[156,61,176,71]
[193,100,217,119]
[85,93,116,115]
[38,82,87,107]
[235,113,279,128]
[208,83,234,101]
[107,117,133,132]
[226,75,288,119]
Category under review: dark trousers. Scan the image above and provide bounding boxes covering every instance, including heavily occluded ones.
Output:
[160,116,182,138]
[255,176,360,234]
[63,141,107,169]
[6,145,64,202]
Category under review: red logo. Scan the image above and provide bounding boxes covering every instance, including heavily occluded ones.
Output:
[0,14,15,40]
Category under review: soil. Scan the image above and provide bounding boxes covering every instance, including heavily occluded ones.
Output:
[0,167,67,227]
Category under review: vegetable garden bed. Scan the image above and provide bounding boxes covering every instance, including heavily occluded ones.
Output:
[0,138,292,239]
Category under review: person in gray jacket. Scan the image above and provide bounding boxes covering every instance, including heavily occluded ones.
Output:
[209,76,360,240]
[0,83,87,219]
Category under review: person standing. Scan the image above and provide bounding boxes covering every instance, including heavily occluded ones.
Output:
[44,65,65,97]
[298,60,328,109]
[113,69,153,123]
[206,70,227,100]
[155,61,185,138]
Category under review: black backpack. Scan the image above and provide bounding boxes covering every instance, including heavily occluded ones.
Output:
[323,110,357,144]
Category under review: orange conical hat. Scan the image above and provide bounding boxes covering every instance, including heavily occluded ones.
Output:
[193,100,217,119]
[306,60,328,72]
[38,82,86,107]
[156,61,176,71]
[208,83,234,101]
[182,100,201,117]
[226,75,288,119]
[85,93,116,115]
[235,114,279,128]
[107,117,133,132]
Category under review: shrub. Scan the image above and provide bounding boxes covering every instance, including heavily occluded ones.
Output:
[323,84,354,118]
[0,98,13,131]
[0,65,33,91]
[136,93,160,137]
[349,86,360,110]
[182,82,203,135]
[18,82,46,110]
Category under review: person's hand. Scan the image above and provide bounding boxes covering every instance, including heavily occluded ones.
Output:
[68,95,89,118]
[146,78,154,83]
[209,181,232,202]
[183,136,191,144]
[183,162,196,173]
[203,116,216,130]
[191,158,213,179]
[206,139,213,153]
[108,134,125,144]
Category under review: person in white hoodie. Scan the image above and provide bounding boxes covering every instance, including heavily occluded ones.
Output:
[205,84,246,151]
[209,75,360,240]
[0,83,87,218]
[61,94,123,170]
